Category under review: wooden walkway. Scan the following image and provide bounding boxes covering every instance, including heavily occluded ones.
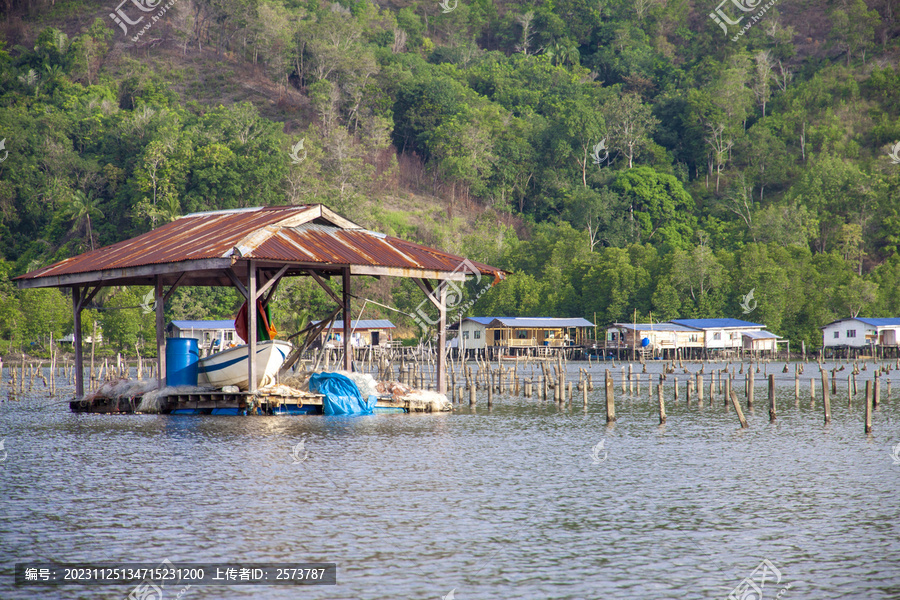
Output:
[69,391,443,415]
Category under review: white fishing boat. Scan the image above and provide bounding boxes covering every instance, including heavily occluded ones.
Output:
[197,340,293,390]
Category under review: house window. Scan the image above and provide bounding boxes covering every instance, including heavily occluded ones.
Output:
[474,330,481,339]
[847,329,857,338]
[833,331,840,339]
[463,331,469,339]
[713,332,721,340]
[518,330,528,339]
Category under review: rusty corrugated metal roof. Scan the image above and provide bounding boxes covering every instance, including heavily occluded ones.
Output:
[15,205,506,285]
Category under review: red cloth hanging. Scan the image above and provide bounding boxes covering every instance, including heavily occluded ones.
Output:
[234,300,277,343]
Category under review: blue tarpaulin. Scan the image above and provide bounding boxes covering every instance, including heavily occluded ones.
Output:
[308,372,377,415]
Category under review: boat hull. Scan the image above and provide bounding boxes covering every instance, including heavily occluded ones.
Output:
[197,340,293,390]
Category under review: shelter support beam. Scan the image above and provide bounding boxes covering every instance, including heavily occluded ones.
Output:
[438,285,447,393]
[342,268,351,371]
[248,261,258,393]
[152,276,183,389]
[225,268,249,301]
[72,287,84,399]
[258,265,289,304]
[70,282,103,399]
[155,276,166,389]
[304,269,342,305]
[413,278,448,394]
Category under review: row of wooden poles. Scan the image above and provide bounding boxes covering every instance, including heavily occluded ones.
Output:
[422,359,887,434]
[1,353,156,400]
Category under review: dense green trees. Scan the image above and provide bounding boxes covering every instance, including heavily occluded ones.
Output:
[0,0,899,352]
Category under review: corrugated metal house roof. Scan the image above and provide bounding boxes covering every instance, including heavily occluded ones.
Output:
[613,323,697,332]
[742,330,780,339]
[671,318,764,329]
[170,320,236,330]
[856,318,900,327]
[462,317,504,325]
[15,205,506,288]
[489,317,595,328]
[311,319,396,330]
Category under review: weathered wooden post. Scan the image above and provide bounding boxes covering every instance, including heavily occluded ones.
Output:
[852,372,858,396]
[810,377,815,399]
[686,379,692,404]
[725,376,732,408]
[567,381,573,405]
[794,371,800,400]
[469,384,476,406]
[729,388,748,428]
[848,375,852,406]
[748,373,754,407]
[865,380,873,433]
[487,380,493,407]
[768,374,776,421]
[582,384,588,408]
[657,375,666,425]
[605,369,616,423]
[621,366,626,392]
[674,376,679,401]
[874,376,880,409]
[697,374,704,402]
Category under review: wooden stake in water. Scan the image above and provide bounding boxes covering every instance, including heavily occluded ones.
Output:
[768,374,776,421]
[657,376,666,425]
[697,374,704,401]
[605,369,616,423]
[674,377,679,401]
[821,370,829,413]
[747,372,754,407]
[865,380,873,433]
[730,388,748,428]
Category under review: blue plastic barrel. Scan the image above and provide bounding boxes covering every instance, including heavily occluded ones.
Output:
[166,337,199,387]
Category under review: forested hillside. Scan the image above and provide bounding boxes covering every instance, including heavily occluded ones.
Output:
[0,0,899,353]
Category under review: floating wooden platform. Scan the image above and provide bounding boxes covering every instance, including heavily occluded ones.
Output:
[69,390,443,415]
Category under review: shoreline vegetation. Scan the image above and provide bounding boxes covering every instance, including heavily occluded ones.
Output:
[0,0,898,357]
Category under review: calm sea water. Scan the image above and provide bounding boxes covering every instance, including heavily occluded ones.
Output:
[1,361,899,599]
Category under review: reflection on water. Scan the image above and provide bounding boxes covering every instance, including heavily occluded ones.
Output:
[1,362,900,599]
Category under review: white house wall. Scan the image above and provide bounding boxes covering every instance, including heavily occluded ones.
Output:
[822,320,874,348]
[459,321,487,350]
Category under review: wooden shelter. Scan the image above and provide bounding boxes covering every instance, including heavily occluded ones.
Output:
[14,205,505,397]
